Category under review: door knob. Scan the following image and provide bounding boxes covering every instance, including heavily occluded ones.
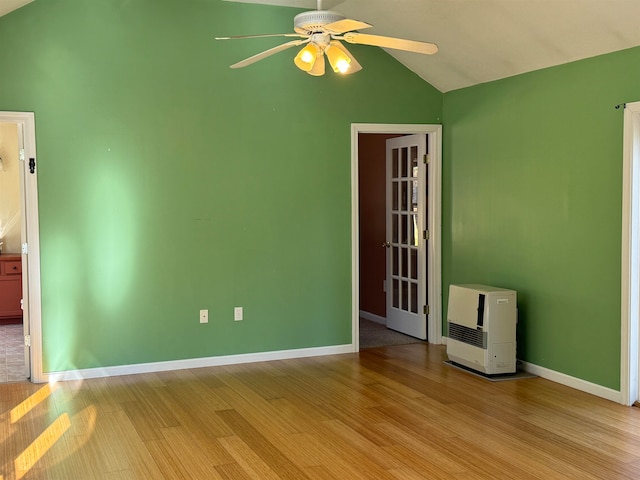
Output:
[382,242,391,248]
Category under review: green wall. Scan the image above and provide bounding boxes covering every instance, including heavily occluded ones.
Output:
[6,0,629,393]
[443,47,640,390]
[0,0,442,372]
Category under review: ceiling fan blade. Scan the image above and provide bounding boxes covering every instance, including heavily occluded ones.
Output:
[323,19,372,35]
[230,39,308,69]
[215,33,305,40]
[343,32,438,55]
[308,54,326,76]
[329,40,362,74]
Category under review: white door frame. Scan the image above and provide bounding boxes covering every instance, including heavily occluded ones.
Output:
[0,111,44,383]
[351,123,442,351]
[621,101,640,405]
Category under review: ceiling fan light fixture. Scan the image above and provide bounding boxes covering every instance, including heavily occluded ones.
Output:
[326,44,351,73]
[307,53,325,76]
[327,41,362,75]
[294,43,319,72]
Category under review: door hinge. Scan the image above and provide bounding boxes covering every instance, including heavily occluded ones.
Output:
[423,230,429,240]
[24,335,31,347]
[29,158,36,174]
[423,305,430,315]
[19,149,25,162]
[22,243,28,254]
[424,154,430,164]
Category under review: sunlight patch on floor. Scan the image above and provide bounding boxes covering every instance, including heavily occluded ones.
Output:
[14,413,70,479]
[10,383,57,424]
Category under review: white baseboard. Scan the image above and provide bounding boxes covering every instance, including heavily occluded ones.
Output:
[359,310,386,325]
[520,361,622,404]
[44,341,623,404]
[441,337,621,403]
[44,344,354,383]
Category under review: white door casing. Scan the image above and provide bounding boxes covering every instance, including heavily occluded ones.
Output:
[385,134,427,339]
[351,123,442,351]
[621,101,640,405]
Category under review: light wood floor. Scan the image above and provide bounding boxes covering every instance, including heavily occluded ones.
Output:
[2,344,640,479]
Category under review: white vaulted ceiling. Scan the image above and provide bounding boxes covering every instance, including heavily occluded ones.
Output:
[3,1,640,92]
[0,0,31,18]
[224,0,640,92]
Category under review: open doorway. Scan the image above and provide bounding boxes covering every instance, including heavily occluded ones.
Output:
[0,122,27,381]
[351,123,442,351]
[0,111,42,383]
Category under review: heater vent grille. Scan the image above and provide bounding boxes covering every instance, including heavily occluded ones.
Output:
[449,322,487,349]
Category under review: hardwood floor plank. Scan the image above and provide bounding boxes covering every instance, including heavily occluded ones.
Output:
[214,462,254,480]
[2,343,640,479]
[218,377,403,479]
[159,370,231,412]
[437,436,543,480]
[213,380,306,437]
[443,406,600,479]
[102,470,139,480]
[387,466,454,480]
[152,376,235,440]
[72,410,129,474]
[301,465,340,480]
[271,431,397,480]
[143,438,193,480]
[119,400,164,442]
[376,422,475,477]
[216,409,311,480]
[217,364,289,401]
[100,410,164,480]
[217,435,284,480]
[121,383,180,431]
[152,426,226,479]
[84,377,137,414]
[321,418,404,470]
[42,432,99,480]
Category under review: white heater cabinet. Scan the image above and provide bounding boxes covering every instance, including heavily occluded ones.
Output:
[446,284,517,375]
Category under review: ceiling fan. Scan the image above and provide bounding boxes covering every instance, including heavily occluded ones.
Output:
[215,0,438,76]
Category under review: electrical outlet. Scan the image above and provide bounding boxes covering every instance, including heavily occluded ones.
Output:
[200,309,208,323]
[234,307,243,321]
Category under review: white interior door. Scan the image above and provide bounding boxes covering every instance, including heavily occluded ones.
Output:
[385,134,427,339]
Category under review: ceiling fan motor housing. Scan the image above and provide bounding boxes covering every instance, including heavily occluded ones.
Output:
[294,10,345,35]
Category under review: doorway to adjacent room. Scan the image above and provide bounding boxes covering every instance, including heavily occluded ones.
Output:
[0,111,42,383]
[352,123,442,351]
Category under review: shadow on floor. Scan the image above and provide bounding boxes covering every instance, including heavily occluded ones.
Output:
[359,318,425,350]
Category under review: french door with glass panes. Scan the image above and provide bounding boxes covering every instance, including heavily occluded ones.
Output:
[385,134,427,339]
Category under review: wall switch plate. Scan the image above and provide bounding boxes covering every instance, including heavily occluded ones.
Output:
[200,309,208,323]
[234,307,243,321]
